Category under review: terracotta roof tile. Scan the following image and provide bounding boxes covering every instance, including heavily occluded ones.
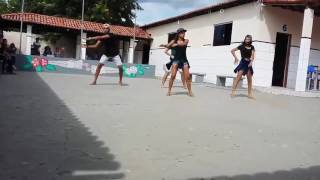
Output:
[0,13,151,39]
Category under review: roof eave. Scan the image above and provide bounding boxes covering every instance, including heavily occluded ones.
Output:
[141,0,256,29]
[0,13,152,40]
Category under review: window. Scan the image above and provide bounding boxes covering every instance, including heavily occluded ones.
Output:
[168,32,177,43]
[213,22,233,46]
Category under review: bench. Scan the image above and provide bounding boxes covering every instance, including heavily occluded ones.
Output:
[216,75,245,87]
[190,72,206,83]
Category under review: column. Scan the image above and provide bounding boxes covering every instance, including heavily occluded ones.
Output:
[25,25,32,55]
[295,8,314,91]
[76,35,81,59]
[81,32,87,60]
[128,38,136,64]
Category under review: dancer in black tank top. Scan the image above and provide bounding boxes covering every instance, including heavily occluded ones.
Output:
[84,24,124,86]
[231,35,255,99]
[160,44,186,89]
[164,28,193,97]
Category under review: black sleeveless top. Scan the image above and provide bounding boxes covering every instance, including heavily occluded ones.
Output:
[237,44,255,59]
[103,33,120,57]
[172,45,187,61]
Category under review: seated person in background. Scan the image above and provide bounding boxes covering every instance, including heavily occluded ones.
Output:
[60,47,65,58]
[31,38,41,56]
[8,43,17,71]
[43,46,53,57]
[54,47,61,57]
[1,39,14,74]
[0,34,4,70]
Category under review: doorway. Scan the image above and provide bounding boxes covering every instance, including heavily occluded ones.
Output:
[272,32,291,87]
[142,44,150,64]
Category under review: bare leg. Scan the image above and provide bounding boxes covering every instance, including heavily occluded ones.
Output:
[231,71,244,97]
[180,71,187,89]
[183,66,193,97]
[118,65,123,86]
[161,72,170,88]
[247,71,255,99]
[90,63,104,85]
[167,64,178,96]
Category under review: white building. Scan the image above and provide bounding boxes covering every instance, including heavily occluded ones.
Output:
[142,0,320,91]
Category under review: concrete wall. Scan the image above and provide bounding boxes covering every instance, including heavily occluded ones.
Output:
[147,2,262,48]
[287,48,320,89]
[3,31,27,54]
[146,3,320,88]
[14,55,156,78]
[261,7,320,89]
[260,6,320,49]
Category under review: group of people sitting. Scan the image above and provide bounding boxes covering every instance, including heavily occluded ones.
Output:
[0,34,17,74]
[31,37,65,57]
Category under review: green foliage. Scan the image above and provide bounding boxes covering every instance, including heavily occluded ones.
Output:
[1,0,141,25]
[0,0,9,14]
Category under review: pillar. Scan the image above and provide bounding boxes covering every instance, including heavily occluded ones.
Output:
[295,8,314,91]
[25,25,32,55]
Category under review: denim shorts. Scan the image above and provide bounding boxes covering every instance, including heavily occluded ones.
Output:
[172,60,190,69]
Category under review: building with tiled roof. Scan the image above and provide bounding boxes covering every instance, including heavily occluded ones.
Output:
[0,13,152,64]
[0,13,151,39]
[143,0,320,91]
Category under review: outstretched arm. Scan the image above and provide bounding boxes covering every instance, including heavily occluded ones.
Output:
[160,40,176,48]
[87,34,110,41]
[164,48,174,59]
[84,40,102,49]
[164,40,175,58]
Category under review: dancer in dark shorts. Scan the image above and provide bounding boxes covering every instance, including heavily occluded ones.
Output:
[231,35,255,99]
[84,24,124,86]
[160,45,186,88]
[164,28,193,97]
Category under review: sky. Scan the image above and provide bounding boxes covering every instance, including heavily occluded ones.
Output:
[136,0,226,25]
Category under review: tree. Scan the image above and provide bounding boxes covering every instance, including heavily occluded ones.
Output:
[0,0,141,26]
[0,0,9,14]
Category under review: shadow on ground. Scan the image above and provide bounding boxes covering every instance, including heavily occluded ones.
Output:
[187,166,320,180]
[0,73,124,179]
[95,83,129,86]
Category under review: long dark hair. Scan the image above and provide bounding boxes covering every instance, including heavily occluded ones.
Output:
[2,39,8,48]
[9,43,16,49]
[174,32,185,43]
[242,35,253,46]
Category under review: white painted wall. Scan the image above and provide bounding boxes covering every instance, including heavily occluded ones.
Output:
[287,48,320,89]
[146,3,320,88]
[147,2,262,49]
[263,7,320,89]
[260,6,320,49]
[3,31,27,54]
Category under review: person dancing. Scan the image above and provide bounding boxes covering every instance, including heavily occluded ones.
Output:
[165,28,193,97]
[231,35,255,99]
[160,44,186,88]
[84,24,123,86]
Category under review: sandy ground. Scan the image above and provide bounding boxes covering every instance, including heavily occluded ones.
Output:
[0,72,320,180]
